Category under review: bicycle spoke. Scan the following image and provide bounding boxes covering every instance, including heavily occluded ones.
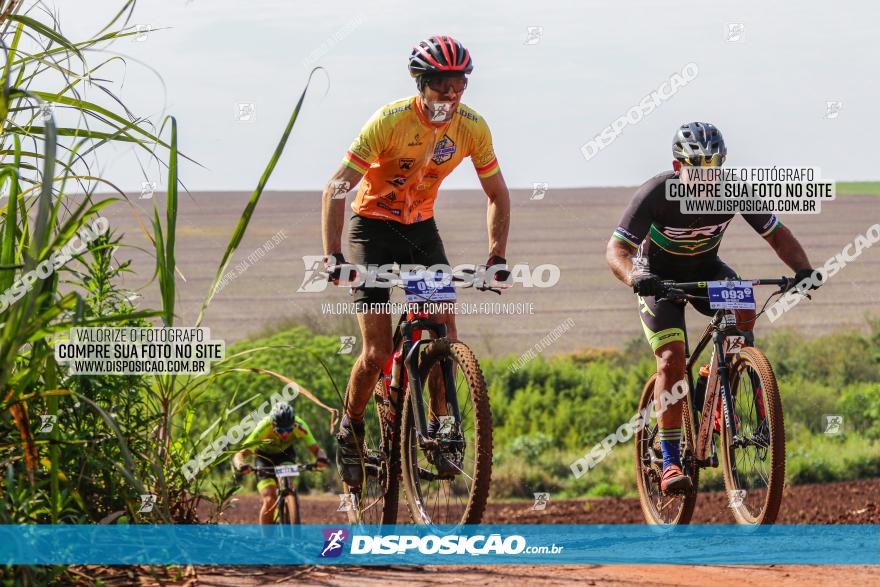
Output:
[404,346,484,528]
[723,354,782,523]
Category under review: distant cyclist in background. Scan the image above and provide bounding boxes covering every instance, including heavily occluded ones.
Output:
[233,403,329,524]
[320,36,511,487]
[606,122,819,492]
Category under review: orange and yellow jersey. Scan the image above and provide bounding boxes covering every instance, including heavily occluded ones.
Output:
[342,96,500,224]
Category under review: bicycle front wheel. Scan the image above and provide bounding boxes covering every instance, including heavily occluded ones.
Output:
[282,491,300,525]
[400,339,492,528]
[721,346,785,524]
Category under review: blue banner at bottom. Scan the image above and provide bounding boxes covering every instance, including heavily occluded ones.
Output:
[1,525,878,565]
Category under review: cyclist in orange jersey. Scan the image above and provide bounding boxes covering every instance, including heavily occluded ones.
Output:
[320,36,511,487]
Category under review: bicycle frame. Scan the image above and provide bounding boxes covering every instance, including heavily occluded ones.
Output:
[251,463,315,524]
[276,475,295,515]
[381,307,463,449]
[675,276,793,473]
[683,310,745,469]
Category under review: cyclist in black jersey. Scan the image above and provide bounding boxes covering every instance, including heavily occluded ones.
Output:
[606,122,819,492]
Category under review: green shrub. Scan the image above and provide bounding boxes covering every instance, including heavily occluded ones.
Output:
[839,382,880,440]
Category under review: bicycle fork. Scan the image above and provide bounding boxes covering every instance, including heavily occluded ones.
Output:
[400,316,462,448]
[712,333,740,479]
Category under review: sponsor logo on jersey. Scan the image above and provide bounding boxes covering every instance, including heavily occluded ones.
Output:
[376,201,401,216]
[679,242,710,252]
[382,191,397,201]
[662,219,732,239]
[407,133,423,147]
[382,104,411,117]
[399,158,416,170]
[386,176,406,188]
[457,108,478,122]
[432,134,456,165]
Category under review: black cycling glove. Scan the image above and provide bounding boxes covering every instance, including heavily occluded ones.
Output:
[632,273,663,297]
[794,268,822,291]
[324,253,348,284]
[486,255,510,284]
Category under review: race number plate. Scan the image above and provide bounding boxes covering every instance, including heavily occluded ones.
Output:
[274,465,300,478]
[403,271,457,303]
[708,280,756,310]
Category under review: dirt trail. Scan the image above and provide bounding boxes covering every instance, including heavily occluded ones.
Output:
[174,478,880,586]
[215,477,880,525]
[102,189,880,355]
[188,563,880,586]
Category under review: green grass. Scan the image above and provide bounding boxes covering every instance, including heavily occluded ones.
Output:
[201,318,880,500]
[836,181,880,196]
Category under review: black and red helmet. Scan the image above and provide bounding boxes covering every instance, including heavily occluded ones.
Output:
[408,36,473,78]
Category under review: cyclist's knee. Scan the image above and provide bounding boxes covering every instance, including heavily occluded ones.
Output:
[361,343,392,373]
[260,486,277,508]
[655,342,686,380]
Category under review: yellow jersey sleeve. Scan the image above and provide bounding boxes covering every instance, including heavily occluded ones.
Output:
[293,416,317,447]
[470,114,500,179]
[343,107,391,175]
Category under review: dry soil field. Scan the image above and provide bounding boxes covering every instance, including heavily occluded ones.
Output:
[102,187,880,357]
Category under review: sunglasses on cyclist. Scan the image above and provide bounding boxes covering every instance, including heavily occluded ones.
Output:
[426,76,468,94]
[275,425,295,434]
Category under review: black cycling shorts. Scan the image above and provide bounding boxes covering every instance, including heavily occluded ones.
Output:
[254,448,297,490]
[637,258,739,351]
[347,214,450,309]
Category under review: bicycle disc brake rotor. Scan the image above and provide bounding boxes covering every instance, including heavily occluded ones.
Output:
[428,429,465,478]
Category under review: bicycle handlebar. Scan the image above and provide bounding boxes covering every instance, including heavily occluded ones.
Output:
[663,277,795,292]
[657,277,798,304]
[242,462,319,474]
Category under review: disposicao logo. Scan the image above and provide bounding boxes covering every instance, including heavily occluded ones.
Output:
[320,528,349,558]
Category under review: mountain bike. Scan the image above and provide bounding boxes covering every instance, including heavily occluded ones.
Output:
[635,276,802,525]
[342,267,499,529]
[247,462,318,525]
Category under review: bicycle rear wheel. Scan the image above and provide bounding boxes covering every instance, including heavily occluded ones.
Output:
[343,378,401,525]
[634,373,699,525]
[721,346,785,524]
[400,339,492,528]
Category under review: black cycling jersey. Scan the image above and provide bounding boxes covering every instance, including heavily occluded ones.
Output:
[612,171,782,276]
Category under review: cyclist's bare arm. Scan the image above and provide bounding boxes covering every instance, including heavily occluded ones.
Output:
[321,164,365,255]
[764,224,812,272]
[308,443,329,468]
[606,237,638,287]
[480,171,510,257]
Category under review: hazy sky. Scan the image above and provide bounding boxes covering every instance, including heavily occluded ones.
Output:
[60,0,878,191]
